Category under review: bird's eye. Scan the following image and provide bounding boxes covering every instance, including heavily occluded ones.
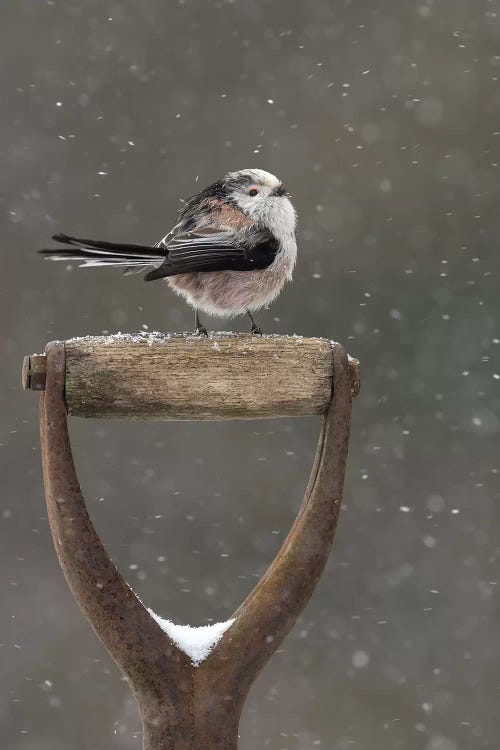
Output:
[249,188,259,197]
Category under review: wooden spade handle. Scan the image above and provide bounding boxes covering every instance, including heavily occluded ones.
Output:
[36,339,356,750]
[23,333,360,420]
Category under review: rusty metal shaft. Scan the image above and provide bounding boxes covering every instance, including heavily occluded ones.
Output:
[37,339,354,750]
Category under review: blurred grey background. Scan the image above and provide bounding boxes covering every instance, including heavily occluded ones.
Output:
[1,1,499,748]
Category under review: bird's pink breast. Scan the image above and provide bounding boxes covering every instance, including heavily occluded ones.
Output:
[168,253,293,318]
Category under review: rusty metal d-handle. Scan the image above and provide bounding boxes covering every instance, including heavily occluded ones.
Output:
[38,340,353,750]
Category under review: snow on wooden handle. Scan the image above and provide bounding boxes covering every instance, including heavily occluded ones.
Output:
[63,333,335,420]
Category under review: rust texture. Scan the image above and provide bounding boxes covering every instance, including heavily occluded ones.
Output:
[22,354,47,391]
[36,338,355,750]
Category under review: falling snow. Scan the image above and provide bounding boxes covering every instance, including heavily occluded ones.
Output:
[3,1,499,748]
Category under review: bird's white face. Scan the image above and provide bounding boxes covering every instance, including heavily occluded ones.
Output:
[226,169,297,243]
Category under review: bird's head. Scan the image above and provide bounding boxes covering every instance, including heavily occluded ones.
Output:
[224,168,297,237]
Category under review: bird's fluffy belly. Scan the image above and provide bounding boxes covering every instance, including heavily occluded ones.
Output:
[168,256,292,317]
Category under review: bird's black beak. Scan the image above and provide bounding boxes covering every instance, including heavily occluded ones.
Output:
[274,185,287,197]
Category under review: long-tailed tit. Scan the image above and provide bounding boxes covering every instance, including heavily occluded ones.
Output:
[40,169,297,334]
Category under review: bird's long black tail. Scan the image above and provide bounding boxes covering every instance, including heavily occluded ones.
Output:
[39,233,166,271]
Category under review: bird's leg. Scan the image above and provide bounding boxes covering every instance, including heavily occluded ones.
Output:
[194,310,208,337]
[246,310,262,335]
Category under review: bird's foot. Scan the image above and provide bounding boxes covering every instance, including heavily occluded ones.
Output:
[246,310,262,335]
[194,310,208,336]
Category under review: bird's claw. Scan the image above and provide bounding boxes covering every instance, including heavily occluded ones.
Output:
[250,324,262,335]
[195,325,209,337]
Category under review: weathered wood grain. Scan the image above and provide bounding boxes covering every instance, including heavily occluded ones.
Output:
[63,332,336,420]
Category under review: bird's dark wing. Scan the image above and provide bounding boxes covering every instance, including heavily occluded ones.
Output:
[144,227,278,282]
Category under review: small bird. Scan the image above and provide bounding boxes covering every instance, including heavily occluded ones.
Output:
[40,169,297,335]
